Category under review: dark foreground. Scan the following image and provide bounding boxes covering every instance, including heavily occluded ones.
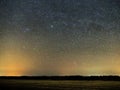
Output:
[1,79,120,90]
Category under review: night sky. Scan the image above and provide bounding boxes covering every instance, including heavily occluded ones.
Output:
[0,0,120,76]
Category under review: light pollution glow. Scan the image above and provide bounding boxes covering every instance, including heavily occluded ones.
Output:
[0,47,31,76]
[0,0,120,76]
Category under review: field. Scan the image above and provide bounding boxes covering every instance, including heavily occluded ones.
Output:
[0,79,120,90]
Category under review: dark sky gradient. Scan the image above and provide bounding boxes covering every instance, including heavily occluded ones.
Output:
[0,0,120,76]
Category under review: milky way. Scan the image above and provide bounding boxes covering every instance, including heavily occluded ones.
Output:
[0,0,120,76]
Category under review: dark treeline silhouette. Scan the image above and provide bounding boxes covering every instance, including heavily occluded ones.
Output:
[0,76,120,81]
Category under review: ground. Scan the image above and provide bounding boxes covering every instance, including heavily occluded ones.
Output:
[0,79,120,90]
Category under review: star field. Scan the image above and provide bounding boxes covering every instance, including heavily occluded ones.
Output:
[0,0,120,76]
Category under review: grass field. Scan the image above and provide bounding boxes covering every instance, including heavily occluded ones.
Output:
[0,79,120,90]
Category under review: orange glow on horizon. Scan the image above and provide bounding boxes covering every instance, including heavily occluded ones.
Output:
[0,64,25,76]
[3,70,23,76]
[0,48,32,76]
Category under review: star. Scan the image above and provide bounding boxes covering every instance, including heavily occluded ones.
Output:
[50,25,54,28]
